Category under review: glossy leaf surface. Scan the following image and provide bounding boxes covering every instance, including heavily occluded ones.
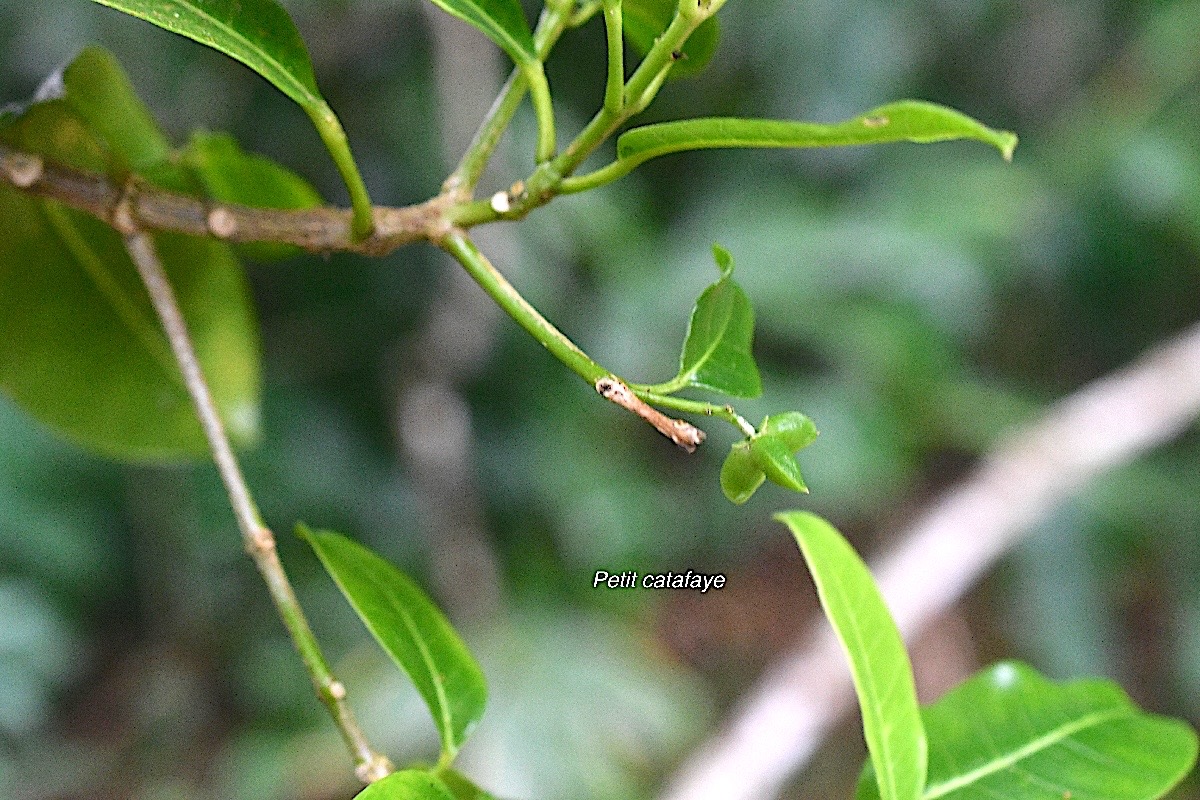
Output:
[87,0,372,234]
[622,0,719,79]
[779,511,926,800]
[300,526,488,761]
[354,770,456,800]
[675,245,761,397]
[88,0,325,109]
[857,662,1199,800]
[424,0,537,66]
[606,101,1017,184]
[0,49,260,459]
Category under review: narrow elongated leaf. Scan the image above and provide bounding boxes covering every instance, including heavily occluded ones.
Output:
[354,770,456,800]
[300,526,487,761]
[857,662,1198,800]
[579,101,1017,187]
[622,0,719,79]
[675,245,761,397]
[424,0,536,66]
[88,0,324,109]
[0,49,260,459]
[778,512,926,800]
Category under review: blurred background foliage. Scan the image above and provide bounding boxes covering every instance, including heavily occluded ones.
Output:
[2,0,1199,798]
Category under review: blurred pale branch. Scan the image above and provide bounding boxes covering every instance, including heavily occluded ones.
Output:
[661,317,1200,800]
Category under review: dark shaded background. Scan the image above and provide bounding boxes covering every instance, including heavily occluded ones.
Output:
[2,1,1199,798]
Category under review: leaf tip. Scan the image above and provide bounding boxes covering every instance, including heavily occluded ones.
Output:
[712,243,734,277]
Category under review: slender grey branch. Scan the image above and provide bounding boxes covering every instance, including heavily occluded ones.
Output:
[659,318,1200,800]
[0,143,451,256]
[122,228,393,784]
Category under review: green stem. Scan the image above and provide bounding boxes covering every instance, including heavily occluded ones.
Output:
[602,0,625,114]
[445,7,572,193]
[440,230,607,384]
[306,103,374,240]
[569,0,604,26]
[631,387,756,437]
[514,3,716,207]
[524,62,558,163]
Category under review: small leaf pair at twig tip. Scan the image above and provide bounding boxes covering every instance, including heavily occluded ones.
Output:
[596,377,706,452]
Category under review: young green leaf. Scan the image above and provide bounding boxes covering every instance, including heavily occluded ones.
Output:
[622,0,719,79]
[354,770,456,800]
[564,101,1017,191]
[720,440,765,504]
[759,411,819,452]
[778,512,926,800]
[0,50,260,460]
[674,245,762,397]
[750,434,809,493]
[87,0,373,235]
[299,526,488,763]
[718,412,817,504]
[855,662,1199,800]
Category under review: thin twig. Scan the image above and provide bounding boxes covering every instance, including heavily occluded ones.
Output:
[659,318,1200,800]
[0,143,450,256]
[121,226,393,784]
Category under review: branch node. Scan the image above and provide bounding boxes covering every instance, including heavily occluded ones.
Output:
[596,376,706,452]
[246,525,277,556]
[356,754,396,784]
[112,182,139,235]
[2,151,43,188]
[206,206,239,239]
[327,680,347,700]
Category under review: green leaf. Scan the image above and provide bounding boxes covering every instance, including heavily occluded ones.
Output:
[720,440,765,504]
[181,131,323,261]
[778,511,926,800]
[759,411,819,452]
[354,770,456,800]
[675,245,762,397]
[423,0,537,66]
[718,412,817,504]
[569,101,1018,189]
[0,51,260,460]
[856,662,1198,800]
[88,0,324,109]
[300,526,488,762]
[182,131,322,211]
[87,0,373,236]
[622,0,720,79]
[45,46,171,174]
[751,433,809,493]
[437,768,499,800]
